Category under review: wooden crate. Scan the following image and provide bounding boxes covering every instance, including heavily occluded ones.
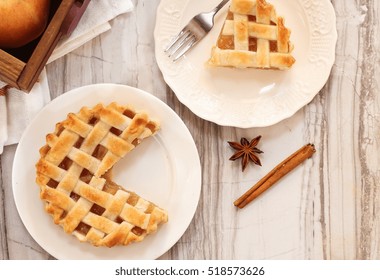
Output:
[0,0,90,92]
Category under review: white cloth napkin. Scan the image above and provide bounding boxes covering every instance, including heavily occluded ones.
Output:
[0,71,50,153]
[0,0,133,154]
[49,0,134,63]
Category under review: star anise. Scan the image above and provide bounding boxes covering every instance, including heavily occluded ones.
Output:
[228,136,263,172]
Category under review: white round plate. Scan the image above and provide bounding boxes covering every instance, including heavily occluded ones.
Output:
[12,84,201,260]
[154,0,337,128]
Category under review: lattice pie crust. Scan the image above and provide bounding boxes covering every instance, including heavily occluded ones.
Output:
[35,102,168,247]
[208,0,295,69]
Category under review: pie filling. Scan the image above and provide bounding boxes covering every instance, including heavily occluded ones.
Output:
[218,36,278,52]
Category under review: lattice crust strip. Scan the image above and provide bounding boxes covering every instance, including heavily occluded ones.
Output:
[36,103,168,247]
[208,0,295,69]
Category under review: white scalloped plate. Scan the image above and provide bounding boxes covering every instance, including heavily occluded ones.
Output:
[12,84,201,260]
[154,0,337,128]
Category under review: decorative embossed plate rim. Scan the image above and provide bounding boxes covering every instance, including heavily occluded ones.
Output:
[154,0,337,128]
[12,84,201,260]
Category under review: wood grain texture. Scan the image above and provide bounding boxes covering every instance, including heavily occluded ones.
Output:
[0,50,25,89]
[302,0,380,260]
[0,0,379,260]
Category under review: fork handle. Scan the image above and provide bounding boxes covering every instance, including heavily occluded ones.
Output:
[212,0,230,14]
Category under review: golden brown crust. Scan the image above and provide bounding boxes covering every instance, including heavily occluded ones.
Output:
[208,0,295,70]
[35,103,168,247]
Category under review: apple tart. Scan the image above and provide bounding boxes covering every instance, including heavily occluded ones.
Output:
[208,0,295,69]
[35,102,168,247]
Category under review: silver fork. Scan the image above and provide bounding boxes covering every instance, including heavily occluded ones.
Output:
[164,0,230,62]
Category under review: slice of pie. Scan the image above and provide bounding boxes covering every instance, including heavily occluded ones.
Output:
[35,102,168,247]
[208,0,295,69]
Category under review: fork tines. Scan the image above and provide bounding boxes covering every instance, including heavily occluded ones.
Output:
[164,29,198,62]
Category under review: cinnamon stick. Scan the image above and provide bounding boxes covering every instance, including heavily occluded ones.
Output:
[234,143,316,209]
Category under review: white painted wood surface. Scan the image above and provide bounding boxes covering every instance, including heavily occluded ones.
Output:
[1,0,380,259]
